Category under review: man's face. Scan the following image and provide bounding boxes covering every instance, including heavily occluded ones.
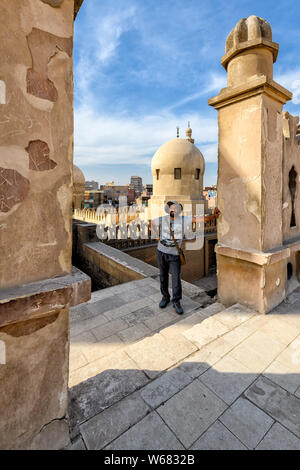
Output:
[169,204,177,218]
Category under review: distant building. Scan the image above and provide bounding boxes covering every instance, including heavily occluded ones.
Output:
[83,190,104,209]
[127,187,135,204]
[85,180,98,191]
[145,184,153,196]
[130,175,143,195]
[203,186,217,210]
[99,182,134,205]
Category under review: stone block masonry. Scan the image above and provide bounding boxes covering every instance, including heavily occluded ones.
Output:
[0,0,88,450]
[209,15,299,313]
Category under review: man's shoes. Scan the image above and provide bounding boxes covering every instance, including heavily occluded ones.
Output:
[159,298,170,308]
[173,301,184,315]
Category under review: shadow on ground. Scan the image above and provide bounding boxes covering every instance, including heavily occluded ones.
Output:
[67,361,300,450]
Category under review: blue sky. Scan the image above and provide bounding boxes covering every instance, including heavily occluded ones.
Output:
[74,0,300,186]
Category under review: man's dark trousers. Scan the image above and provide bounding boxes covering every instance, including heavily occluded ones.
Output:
[157,250,182,303]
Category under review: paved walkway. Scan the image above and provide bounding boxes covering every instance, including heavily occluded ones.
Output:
[191,273,217,294]
[67,279,300,450]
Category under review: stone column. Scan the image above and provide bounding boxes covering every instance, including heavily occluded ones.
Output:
[209,15,292,313]
[0,0,90,449]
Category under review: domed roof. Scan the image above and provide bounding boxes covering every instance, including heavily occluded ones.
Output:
[151,138,205,175]
[73,165,85,186]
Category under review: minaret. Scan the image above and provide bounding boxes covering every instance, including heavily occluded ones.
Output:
[209,15,292,313]
[186,122,194,144]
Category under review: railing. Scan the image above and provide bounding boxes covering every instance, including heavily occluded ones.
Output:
[73,209,217,251]
[73,207,147,225]
[74,208,217,232]
[204,217,217,233]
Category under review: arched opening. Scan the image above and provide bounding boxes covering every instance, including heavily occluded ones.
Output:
[289,165,297,228]
[287,262,293,280]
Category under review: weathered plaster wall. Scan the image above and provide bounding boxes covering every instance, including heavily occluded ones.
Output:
[209,15,293,313]
[261,94,284,251]
[0,308,70,449]
[72,221,157,288]
[0,0,74,288]
[0,0,86,450]
[217,95,263,251]
[81,243,147,289]
[282,112,300,241]
[217,254,286,313]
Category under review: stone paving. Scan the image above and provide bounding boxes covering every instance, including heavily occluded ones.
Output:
[191,273,217,294]
[66,278,300,450]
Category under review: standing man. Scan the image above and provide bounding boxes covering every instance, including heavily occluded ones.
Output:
[151,201,191,315]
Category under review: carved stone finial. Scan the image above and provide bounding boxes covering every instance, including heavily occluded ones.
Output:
[186,124,194,144]
[222,15,278,72]
[225,16,272,53]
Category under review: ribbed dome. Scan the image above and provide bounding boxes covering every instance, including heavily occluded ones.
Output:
[151,138,205,176]
[225,16,272,54]
[73,165,85,186]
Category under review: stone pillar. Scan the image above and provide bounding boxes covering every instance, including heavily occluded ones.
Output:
[0,0,90,449]
[209,16,292,313]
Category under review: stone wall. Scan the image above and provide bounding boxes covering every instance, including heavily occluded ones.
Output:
[73,220,216,285]
[0,309,69,449]
[81,243,159,289]
[282,112,300,242]
[0,267,91,449]
[0,0,90,449]
[209,15,296,313]
[124,242,207,282]
[73,219,158,288]
[0,0,74,289]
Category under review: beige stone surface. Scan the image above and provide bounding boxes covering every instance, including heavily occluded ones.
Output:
[208,15,299,313]
[67,289,300,450]
[227,330,285,373]
[80,334,122,363]
[183,316,230,347]
[118,323,152,343]
[200,355,258,405]
[214,304,255,329]
[69,350,133,387]
[150,133,206,218]
[282,112,300,242]
[16,419,70,450]
[0,309,69,449]
[157,380,227,448]
[73,165,85,209]
[218,322,254,346]
[0,0,74,288]
[125,334,179,378]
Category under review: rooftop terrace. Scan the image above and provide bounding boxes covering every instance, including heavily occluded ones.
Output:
[66,277,300,450]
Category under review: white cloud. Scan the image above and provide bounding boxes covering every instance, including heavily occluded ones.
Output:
[276,69,300,105]
[74,106,218,167]
[95,8,137,63]
[166,73,226,111]
[73,2,223,170]
[74,6,137,98]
